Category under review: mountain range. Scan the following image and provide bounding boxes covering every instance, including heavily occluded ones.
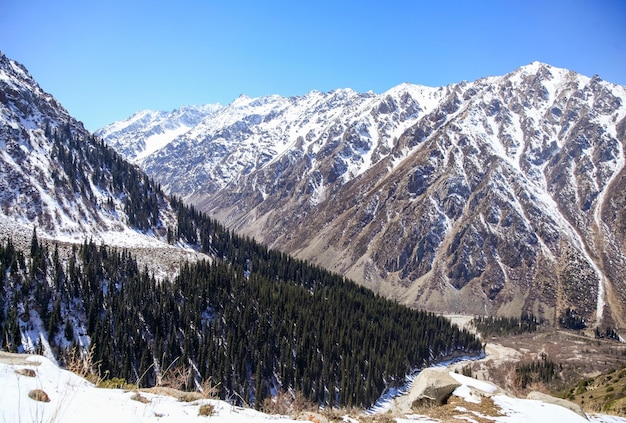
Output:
[0,50,485,408]
[97,62,626,330]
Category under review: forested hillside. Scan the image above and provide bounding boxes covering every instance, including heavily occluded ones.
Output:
[0,230,482,408]
[0,128,482,409]
[49,123,164,231]
[0,52,483,409]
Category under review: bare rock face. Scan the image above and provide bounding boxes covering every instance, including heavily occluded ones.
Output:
[101,63,626,329]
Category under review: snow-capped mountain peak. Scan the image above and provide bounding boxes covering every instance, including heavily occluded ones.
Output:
[0,50,184,250]
[99,63,626,329]
[95,103,223,162]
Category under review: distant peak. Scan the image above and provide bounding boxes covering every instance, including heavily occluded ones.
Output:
[518,61,552,73]
[330,87,357,95]
[234,94,251,103]
[385,82,419,94]
[230,94,252,107]
[174,103,223,114]
[502,61,574,84]
[393,82,415,89]
[130,109,155,118]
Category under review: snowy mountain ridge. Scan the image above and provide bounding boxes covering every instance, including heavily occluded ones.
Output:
[96,103,223,163]
[0,51,213,274]
[100,62,626,330]
[99,82,451,195]
[97,62,581,186]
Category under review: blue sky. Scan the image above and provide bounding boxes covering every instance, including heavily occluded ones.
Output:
[1,0,625,131]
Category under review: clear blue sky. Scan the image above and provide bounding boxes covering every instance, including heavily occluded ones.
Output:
[1,0,625,131]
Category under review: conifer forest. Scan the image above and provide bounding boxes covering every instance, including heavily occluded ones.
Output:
[0,124,483,408]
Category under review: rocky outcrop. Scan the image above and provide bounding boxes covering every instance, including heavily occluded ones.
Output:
[408,368,461,408]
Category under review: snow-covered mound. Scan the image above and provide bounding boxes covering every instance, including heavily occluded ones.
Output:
[2,352,625,423]
[0,352,300,423]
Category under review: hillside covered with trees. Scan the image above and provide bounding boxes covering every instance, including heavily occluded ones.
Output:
[0,113,482,408]
[1,226,482,408]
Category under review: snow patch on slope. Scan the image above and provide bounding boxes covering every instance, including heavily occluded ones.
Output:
[0,354,301,423]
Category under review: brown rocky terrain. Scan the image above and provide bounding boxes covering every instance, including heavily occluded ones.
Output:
[102,63,626,331]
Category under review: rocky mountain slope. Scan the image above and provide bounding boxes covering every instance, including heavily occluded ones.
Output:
[0,51,174,243]
[97,104,222,162]
[100,63,626,329]
[1,51,487,408]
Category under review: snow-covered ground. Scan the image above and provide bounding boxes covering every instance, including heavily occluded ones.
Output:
[2,352,625,423]
[0,352,299,423]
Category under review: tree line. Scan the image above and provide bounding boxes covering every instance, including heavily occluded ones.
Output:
[471,312,540,337]
[0,230,482,408]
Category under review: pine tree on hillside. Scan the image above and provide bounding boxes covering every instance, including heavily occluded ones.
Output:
[0,235,483,408]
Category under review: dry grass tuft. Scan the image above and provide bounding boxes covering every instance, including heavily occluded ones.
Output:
[131,392,150,404]
[198,376,220,399]
[412,395,504,423]
[262,390,316,416]
[141,386,205,403]
[97,377,137,390]
[64,345,102,385]
[159,364,193,391]
[198,404,215,416]
[320,407,361,422]
[358,412,396,423]
[136,362,219,403]
[178,392,204,403]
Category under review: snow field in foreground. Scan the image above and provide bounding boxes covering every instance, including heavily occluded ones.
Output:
[2,353,625,422]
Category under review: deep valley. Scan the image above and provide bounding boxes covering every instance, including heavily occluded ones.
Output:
[1,48,625,420]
